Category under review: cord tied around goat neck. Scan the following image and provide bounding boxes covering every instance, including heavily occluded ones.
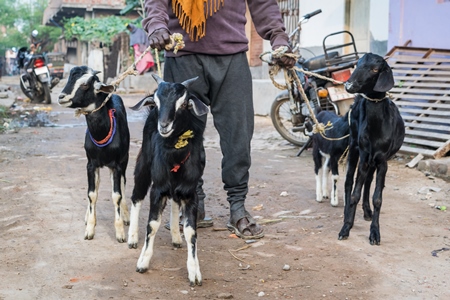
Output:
[74,33,185,117]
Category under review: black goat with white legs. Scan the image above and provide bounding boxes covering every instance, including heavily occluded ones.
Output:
[127,74,208,286]
[312,109,349,207]
[58,66,130,242]
[338,53,405,245]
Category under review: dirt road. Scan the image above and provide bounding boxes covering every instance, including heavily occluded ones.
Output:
[0,87,449,300]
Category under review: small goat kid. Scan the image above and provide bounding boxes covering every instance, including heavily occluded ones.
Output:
[312,110,349,207]
[58,66,130,242]
[338,53,405,245]
[128,74,208,286]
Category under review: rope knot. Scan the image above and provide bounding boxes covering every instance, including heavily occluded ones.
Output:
[165,33,185,54]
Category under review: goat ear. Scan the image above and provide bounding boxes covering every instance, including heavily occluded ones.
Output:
[188,94,209,116]
[151,74,164,85]
[130,95,155,111]
[182,76,199,88]
[94,82,115,94]
[374,65,394,92]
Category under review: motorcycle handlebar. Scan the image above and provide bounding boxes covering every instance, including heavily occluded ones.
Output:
[302,9,322,20]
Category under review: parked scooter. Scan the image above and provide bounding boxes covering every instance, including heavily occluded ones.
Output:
[16,31,59,104]
[268,10,361,148]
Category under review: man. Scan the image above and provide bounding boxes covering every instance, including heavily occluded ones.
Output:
[142,0,295,239]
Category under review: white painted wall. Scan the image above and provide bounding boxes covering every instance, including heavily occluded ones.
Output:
[299,0,389,55]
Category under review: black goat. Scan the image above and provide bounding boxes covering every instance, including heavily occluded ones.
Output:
[127,74,208,286]
[312,109,350,207]
[58,66,130,242]
[338,53,405,245]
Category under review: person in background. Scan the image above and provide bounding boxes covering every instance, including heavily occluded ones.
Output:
[126,23,155,75]
[142,0,296,239]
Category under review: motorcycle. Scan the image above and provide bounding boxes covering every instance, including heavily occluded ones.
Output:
[269,9,361,150]
[16,43,59,104]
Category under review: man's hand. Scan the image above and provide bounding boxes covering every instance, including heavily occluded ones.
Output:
[148,28,171,51]
[274,46,297,69]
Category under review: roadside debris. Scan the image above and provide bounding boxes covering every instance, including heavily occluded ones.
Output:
[434,205,447,211]
[431,247,450,257]
[406,153,424,168]
[1,103,57,133]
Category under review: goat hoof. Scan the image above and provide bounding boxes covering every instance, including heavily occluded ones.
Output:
[363,211,373,221]
[136,267,147,273]
[172,243,182,248]
[123,220,130,226]
[370,239,380,246]
[338,235,348,240]
[369,233,381,245]
[128,243,138,249]
[117,237,126,243]
[84,234,94,240]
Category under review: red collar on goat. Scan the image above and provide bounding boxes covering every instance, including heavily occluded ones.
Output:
[171,152,191,172]
[88,109,117,147]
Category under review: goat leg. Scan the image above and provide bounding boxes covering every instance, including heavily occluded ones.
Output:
[329,158,340,207]
[128,156,152,249]
[369,162,387,245]
[170,199,182,248]
[338,148,358,240]
[85,166,99,240]
[183,197,202,286]
[362,166,375,221]
[136,191,166,273]
[120,160,130,225]
[111,168,126,243]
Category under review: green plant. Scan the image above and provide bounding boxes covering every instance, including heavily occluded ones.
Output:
[63,16,132,46]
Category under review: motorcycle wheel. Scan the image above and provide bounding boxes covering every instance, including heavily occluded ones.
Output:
[270,96,310,147]
[19,77,34,100]
[42,84,51,104]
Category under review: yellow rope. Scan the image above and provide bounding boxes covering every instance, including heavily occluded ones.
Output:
[261,50,349,142]
[75,33,185,117]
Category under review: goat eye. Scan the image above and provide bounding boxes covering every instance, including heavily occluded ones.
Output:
[80,84,89,90]
[181,102,188,108]
[372,68,379,73]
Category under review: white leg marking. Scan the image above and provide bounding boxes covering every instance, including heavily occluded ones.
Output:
[170,199,182,247]
[315,172,323,202]
[184,225,202,286]
[112,191,126,242]
[128,201,142,249]
[331,174,339,207]
[321,153,330,199]
[120,176,130,224]
[137,219,161,272]
[85,169,99,240]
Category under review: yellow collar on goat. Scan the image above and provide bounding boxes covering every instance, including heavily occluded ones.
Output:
[174,130,194,149]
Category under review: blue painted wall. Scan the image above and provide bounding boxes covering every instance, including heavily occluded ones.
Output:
[389,0,450,50]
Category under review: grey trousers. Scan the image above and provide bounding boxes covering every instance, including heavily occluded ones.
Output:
[164,52,254,220]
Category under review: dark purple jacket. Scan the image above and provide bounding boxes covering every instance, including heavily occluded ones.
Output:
[142,0,289,57]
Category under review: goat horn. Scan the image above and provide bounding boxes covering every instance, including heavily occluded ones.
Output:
[93,70,101,75]
[151,74,165,85]
[181,76,199,88]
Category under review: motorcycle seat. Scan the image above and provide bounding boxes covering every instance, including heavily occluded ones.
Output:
[302,51,339,72]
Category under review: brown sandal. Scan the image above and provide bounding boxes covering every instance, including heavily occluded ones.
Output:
[227,213,264,240]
